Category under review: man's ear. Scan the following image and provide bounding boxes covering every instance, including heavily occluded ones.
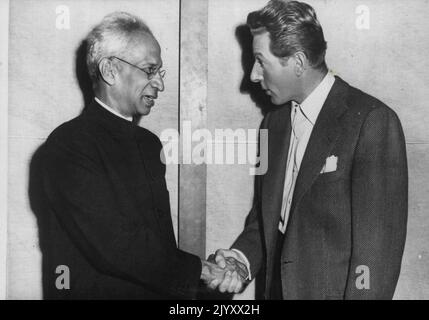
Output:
[98,57,117,85]
[292,51,308,77]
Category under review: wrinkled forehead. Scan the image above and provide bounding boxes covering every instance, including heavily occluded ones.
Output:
[128,32,162,65]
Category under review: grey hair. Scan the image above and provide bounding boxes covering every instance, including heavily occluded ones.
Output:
[86,12,153,83]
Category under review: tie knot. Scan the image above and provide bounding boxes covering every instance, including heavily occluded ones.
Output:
[292,102,303,119]
[291,102,307,139]
[292,102,303,122]
[292,101,300,110]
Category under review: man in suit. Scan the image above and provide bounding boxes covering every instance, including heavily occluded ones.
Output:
[38,12,243,299]
[211,0,408,299]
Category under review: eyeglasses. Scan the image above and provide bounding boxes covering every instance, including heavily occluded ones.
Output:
[110,56,166,80]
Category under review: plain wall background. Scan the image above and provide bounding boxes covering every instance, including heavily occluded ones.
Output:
[7,0,179,299]
[4,0,429,299]
[205,0,429,299]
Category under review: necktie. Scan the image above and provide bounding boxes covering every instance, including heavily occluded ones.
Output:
[279,102,306,231]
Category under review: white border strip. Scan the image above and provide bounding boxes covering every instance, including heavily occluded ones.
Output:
[0,0,9,300]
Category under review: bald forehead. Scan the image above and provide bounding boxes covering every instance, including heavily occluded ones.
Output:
[128,32,162,65]
[129,32,160,53]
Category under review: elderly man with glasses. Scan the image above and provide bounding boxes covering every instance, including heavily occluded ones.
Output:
[38,12,244,299]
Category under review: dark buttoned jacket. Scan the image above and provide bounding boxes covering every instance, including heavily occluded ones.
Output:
[39,101,201,299]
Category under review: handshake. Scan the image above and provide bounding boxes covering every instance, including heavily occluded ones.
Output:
[200,249,249,294]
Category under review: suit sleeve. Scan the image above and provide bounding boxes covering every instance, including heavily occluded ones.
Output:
[231,116,270,278]
[232,187,264,278]
[42,135,201,299]
[345,106,408,299]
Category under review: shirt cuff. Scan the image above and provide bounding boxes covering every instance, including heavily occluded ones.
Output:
[231,248,252,281]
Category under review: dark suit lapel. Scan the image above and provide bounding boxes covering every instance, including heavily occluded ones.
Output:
[290,77,349,214]
[261,103,292,258]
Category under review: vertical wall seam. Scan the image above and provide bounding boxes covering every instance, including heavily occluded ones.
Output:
[0,0,10,300]
[177,0,182,247]
[178,0,208,258]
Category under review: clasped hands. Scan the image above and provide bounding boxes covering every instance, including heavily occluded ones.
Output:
[200,249,249,294]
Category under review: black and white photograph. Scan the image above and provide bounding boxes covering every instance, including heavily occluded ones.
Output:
[0,0,428,303]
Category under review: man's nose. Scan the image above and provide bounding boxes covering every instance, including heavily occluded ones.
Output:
[250,62,263,83]
[151,72,164,92]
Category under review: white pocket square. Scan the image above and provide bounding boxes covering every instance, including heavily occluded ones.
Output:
[320,155,338,174]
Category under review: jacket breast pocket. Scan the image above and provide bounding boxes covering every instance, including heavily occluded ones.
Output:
[315,169,347,183]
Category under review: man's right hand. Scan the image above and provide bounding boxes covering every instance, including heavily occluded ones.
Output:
[207,249,249,293]
[200,259,242,292]
[200,259,225,284]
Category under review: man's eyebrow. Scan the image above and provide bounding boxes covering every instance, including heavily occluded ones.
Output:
[147,62,163,69]
[139,62,155,67]
[136,59,161,67]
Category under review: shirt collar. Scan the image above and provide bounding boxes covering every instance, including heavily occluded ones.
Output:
[294,71,335,125]
[94,97,133,122]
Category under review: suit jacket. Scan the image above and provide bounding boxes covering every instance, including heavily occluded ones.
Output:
[233,76,408,299]
[38,100,201,299]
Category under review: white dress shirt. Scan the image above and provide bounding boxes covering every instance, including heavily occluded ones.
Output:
[95,97,133,122]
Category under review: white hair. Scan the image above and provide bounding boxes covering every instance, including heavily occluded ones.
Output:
[86,12,153,83]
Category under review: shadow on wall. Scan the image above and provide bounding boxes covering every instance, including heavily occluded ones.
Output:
[235,24,276,116]
[28,143,50,298]
[28,38,93,299]
[75,39,94,109]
